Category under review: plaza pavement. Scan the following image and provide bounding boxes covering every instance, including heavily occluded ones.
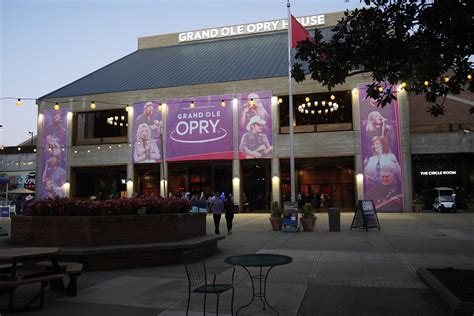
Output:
[1,211,474,315]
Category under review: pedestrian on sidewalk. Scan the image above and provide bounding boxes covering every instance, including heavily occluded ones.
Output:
[209,191,224,234]
[225,194,234,235]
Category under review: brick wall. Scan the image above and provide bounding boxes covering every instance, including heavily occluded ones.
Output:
[10,213,206,247]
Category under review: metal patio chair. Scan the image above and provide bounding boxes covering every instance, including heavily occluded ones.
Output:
[182,250,235,316]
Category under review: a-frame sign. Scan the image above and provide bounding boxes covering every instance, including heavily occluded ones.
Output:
[350,200,381,231]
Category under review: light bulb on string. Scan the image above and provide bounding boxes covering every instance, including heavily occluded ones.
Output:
[249,98,254,107]
[190,101,195,109]
[53,103,60,110]
[16,99,22,107]
[221,100,226,107]
[90,101,96,109]
[330,95,335,100]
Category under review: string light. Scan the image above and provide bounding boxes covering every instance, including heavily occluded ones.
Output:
[221,100,226,107]
[424,81,429,86]
[278,98,283,104]
[90,101,96,109]
[16,99,22,107]
[125,105,130,112]
[190,101,195,109]
[468,74,472,80]
[401,82,407,88]
[443,76,450,83]
[330,95,335,100]
[53,102,60,110]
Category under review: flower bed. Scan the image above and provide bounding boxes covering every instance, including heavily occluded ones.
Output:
[25,197,190,216]
[11,197,206,247]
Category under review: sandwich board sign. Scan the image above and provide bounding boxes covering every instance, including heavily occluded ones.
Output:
[350,200,380,231]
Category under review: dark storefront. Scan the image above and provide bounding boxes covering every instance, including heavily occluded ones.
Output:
[135,164,161,197]
[413,154,474,208]
[73,165,127,199]
[168,161,232,198]
[241,160,271,212]
[281,157,355,210]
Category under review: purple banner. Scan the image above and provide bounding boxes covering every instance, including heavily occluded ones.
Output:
[237,91,273,159]
[39,109,68,199]
[359,83,403,212]
[132,101,163,163]
[166,94,233,161]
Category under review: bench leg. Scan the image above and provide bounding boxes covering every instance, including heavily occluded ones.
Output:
[66,274,78,297]
[50,278,66,292]
[1,283,46,313]
[8,287,16,310]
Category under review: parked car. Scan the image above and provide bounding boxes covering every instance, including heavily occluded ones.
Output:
[432,187,457,213]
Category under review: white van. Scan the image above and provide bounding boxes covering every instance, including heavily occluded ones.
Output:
[432,187,457,213]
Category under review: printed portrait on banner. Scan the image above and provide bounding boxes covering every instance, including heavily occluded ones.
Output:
[39,109,68,199]
[237,91,273,159]
[132,101,162,163]
[166,94,233,161]
[359,83,403,212]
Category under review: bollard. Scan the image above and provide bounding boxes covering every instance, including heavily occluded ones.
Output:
[328,207,341,232]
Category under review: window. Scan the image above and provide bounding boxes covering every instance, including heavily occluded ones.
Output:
[75,109,128,144]
[279,91,352,129]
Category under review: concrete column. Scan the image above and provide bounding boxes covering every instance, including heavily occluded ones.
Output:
[126,163,134,197]
[354,155,364,202]
[232,96,241,210]
[397,87,413,212]
[352,87,363,203]
[160,103,168,197]
[232,159,241,210]
[64,98,74,198]
[271,157,280,205]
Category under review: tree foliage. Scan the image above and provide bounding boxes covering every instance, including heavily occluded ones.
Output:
[292,0,474,116]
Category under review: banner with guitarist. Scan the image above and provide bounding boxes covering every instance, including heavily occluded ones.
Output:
[358,83,403,212]
[238,90,273,160]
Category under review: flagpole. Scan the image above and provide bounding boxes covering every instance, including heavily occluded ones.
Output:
[287,0,296,203]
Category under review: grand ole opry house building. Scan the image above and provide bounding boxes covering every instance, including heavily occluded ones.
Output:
[33,11,473,212]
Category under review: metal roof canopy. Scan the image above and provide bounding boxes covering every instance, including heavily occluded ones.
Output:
[41,28,333,100]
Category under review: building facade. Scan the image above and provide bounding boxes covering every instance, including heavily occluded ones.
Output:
[35,11,473,211]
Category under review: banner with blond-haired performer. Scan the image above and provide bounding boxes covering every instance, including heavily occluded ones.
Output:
[132,101,162,163]
[238,90,273,160]
[359,83,403,212]
[39,109,68,198]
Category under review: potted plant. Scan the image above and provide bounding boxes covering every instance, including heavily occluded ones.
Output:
[412,193,425,213]
[299,202,316,231]
[464,193,474,212]
[269,201,283,231]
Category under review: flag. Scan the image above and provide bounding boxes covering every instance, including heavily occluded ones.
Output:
[291,15,313,48]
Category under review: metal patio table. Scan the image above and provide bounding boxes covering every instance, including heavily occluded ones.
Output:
[225,253,292,315]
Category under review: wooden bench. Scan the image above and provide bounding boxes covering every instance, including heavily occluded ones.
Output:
[36,261,83,296]
[0,271,65,312]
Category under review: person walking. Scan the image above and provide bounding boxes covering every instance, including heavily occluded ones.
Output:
[225,194,234,235]
[209,191,224,234]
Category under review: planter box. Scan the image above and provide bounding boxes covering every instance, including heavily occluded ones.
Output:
[11,213,206,247]
[417,268,474,315]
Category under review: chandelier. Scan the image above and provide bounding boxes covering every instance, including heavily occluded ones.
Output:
[107,115,128,127]
[297,96,339,115]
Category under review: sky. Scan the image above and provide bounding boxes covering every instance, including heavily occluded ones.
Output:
[0,0,363,146]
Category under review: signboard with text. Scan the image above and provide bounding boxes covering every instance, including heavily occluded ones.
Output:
[166,94,234,161]
[351,200,381,231]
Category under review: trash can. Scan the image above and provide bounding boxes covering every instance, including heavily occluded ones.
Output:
[328,207,340,232]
